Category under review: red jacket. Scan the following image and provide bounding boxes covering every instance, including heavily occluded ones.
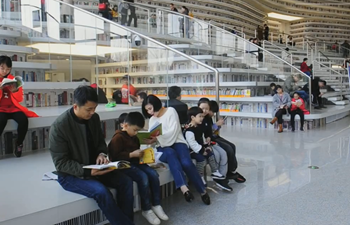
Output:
[0,74,39,118]
[300,62,310,73]
[291,98,309,114]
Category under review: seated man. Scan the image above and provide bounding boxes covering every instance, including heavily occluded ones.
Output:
[164,86,188,126]
[49,85,135,225]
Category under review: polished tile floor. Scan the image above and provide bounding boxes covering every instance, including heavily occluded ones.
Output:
[134,117,350,225]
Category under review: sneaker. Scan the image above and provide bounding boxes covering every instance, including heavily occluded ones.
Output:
[211,171,225,180]
[142,210,160,225]
[213,179,233,191]
[314,106,322,109]
[14,144,23,158]
[232,172,246,183]
[152,205,169,221]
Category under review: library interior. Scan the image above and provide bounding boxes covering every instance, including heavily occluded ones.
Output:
[1,0,350,225]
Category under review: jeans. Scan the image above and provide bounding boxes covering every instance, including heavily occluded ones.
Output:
[304,71,311,76]
[157,142,206,194]
[295,90,309,103]
[121,164,161,211]
[290,108,304,129]
[0,111,28,145]
[121,15,127,26]
[275,108,287,124]
[58,171,135,225]
[127,7,137,27]
[213,136,238,173]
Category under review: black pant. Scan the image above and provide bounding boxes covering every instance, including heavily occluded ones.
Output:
[275,108,287,124]
[312,92,323,106]
[264,33,268,41]
[0,111,28,145]
[213,136,238,173]
[290,108,304,129]
[127,8,137,27]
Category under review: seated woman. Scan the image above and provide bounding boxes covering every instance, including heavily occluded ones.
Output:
[290,92,309,132]
[300,58,311,76]
[270,85,291,133]
[142,95,210,205]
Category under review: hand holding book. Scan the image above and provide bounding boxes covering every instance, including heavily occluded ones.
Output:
[0,76,23,92]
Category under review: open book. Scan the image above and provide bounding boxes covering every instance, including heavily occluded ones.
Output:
[140,147,155,164]
[83,161,131,170]
[137,122,162,144]
[0,76,23,88]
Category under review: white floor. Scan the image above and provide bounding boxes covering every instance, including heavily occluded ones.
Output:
[1,116,350,225]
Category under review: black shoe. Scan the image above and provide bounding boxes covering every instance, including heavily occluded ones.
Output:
[183,191,194,203]
[214,179,233,191]
[232,172,246,183]
[226,172,237,180]
[314,106,321,109]
[14,144,23,158]
[300,128,304,131]
[321,105,327,108]
[292,128,295,132]
[201,193,211,205]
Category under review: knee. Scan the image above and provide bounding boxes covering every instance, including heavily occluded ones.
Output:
[180,157,195,169]
[162,147,177,158]
[93,185,112,201]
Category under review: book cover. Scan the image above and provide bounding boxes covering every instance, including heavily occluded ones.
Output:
[0,76,24,88]
[137,122,162,144]
[140,147,155,164]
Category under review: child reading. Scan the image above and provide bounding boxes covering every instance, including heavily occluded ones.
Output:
[0,56,39,157]
[208,100,246,183]
[290,92,309,132]
[184,107,225,187]
[108,112,168,225]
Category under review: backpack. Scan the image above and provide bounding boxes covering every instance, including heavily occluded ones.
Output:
[112,90,122,104]
[98,2,106,11]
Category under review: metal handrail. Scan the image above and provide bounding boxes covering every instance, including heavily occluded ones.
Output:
[36,0,220,103]
[208,20,245,39]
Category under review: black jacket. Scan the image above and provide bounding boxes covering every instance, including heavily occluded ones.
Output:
[164,99,188,124]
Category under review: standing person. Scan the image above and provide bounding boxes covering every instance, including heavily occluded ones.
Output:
[108,112,169,225]
[49,86,135,225]
[119,1,129,26]
[142,95,211,205]
[270,85,291,133]
[112,5,119,22]
[98,0,110,19]
[257,25,263,40]
[208,101,246,183]
[121,75,137,104]
[126,0,137,27]
[0,56,39,157]
[263,24,269,41]
[170,3,178,12]
[164,86,188,126]
[290,92,309,132]
[180,6,190,38]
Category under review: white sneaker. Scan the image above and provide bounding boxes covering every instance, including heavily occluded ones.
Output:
[152,205,169,221]
[142,210,161,225]
[211,170,225,180]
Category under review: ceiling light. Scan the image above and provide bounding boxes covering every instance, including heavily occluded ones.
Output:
[268,12,302,21]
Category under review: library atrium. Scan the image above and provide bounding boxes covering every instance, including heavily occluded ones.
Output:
[0,0,350,225]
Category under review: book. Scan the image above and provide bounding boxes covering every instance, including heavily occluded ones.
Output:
[83,161,131,170]
[140,147,155,164]
[0,76,23,88]
[137,122,162,144]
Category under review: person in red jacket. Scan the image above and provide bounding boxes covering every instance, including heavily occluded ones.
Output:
[290,92,309,132]
[0,56,39,157]
[300,58,311,76]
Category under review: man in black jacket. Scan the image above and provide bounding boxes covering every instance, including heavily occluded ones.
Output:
[49,86,134,225]
[164,86,188,125]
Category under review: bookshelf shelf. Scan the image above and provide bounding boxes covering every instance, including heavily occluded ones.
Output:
[0,29,21,37]
[24,82,89,90]
[0,45,39,54]
[13,62,56,70]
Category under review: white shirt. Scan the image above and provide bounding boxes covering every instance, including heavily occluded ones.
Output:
[149,107,187,148]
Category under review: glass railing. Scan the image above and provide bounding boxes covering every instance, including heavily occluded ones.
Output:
[122,2,312,115]
[0,0,219,107]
